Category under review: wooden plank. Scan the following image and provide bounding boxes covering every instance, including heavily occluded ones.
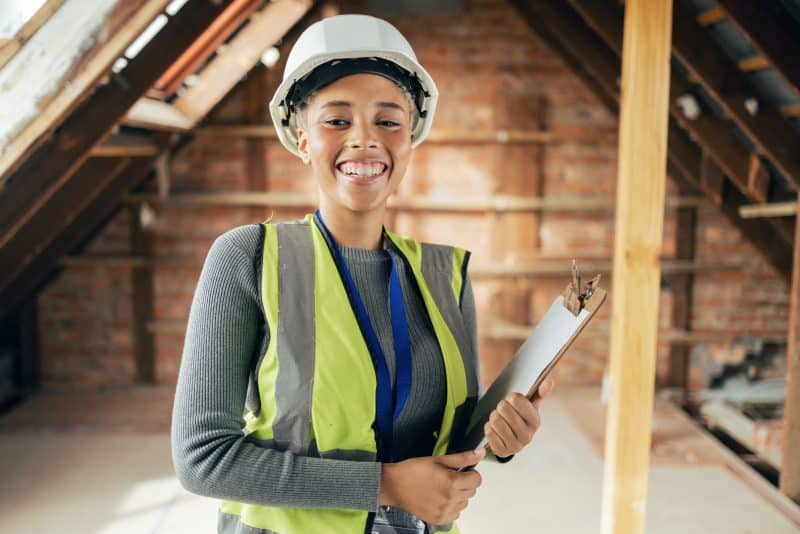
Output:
[739,201,796,219]
[783,196,800,503]
[18,301,40,392]
[123,98,194,131]
[90,133,160,157]
[0,157,129,298]
[700,151,726,207]
[716,0,800,95]
[0,0,171,184]
[747,154,770,203]
[701,400,782,469]
[671,1,800,190]
[0,38,21,70]
[153,0,260,98]
[124,191,701,212]
[601,1,673,532]
[174,0,312,122]
[16,0,66,41]
[738,56,770,72]
[0,156,159,320]
[569,0,795,247]
[0,1,232,252]
[667,180,696,394]
[511,0,792,281]
[129,205,156,384]
[782,104,800,118]
[696,6,725,26]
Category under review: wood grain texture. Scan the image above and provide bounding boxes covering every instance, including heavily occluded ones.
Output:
[601,1,673,533]
[782,198,800,503]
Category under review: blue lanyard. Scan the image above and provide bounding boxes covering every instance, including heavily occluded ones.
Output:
[314,211,412,462]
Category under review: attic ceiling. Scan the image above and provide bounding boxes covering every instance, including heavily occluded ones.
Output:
[0,0,798,322]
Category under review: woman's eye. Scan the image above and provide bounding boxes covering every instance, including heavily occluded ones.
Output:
[378,120,400,127]
[324,119,349,127]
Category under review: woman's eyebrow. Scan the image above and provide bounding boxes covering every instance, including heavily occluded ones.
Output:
[376,101,406,111]
[319,100,351,109]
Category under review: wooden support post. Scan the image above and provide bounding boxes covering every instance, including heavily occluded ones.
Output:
[666,181,696,398]
[782,196,800,503]
[747,154,770,204]
[18,300,40,392]
[245,66,269,222]
[601,1,673,533]
[130,203,156,384]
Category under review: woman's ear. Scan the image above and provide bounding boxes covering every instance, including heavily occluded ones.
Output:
[296,128,311,166]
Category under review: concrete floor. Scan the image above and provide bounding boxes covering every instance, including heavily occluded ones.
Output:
[0,388,798,533]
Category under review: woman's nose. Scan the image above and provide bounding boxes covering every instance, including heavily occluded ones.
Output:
[345,121,379,149]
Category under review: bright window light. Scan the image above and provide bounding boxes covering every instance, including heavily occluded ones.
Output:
[124,14,168,59]
[166,0,191,16]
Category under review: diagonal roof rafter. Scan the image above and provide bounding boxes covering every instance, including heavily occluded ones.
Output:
[509,0,792,280]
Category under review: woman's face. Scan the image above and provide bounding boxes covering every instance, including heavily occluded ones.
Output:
[296,73,413,215]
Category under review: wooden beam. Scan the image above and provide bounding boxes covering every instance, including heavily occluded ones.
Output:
[782,104,800,119]
[123,98,194,131]
[0,0,171,184]
[747,154,771,204]
[671,1,800,190]
[739,202,796,219]
[0,156,159,320]
[129,205,156,384]
[783,196,800,503]
[0,38,22,70]
[716,0,800,96]
[18,301,40,392]
[90,133,160,158]
[512,0,792,280]
[601,1,673,532]
[124,191,703,212]
[569,0,795,246]
[696,6,725,26]
[0,157,130,298]
[738,56,770,73]
[174,0,313,122]
[667,180,696,395]
[700,151,726,207]
[152,0,261,98]
[0,1,232,252]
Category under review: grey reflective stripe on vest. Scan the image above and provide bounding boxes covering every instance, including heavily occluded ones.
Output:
[428,523,454,533]
[272,222,315,456]
[420,243,477,400]
[219,511,278,534]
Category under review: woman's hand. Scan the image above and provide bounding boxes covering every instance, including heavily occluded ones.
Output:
[378,448,485,525]
[484,377,555,458]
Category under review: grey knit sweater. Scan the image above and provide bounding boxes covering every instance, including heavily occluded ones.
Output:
[171,223,480,521]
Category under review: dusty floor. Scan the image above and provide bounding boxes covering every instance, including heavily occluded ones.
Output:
[0,387,797,533]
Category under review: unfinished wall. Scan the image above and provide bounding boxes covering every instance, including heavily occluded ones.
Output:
[35,0,790,391]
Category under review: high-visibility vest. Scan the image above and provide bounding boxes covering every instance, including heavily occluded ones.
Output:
[219,214,478,534]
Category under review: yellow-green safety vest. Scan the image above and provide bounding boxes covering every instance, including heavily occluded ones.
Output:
[219,214,478,534]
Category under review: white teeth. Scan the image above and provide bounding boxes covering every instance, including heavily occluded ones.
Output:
[338,161,386,177]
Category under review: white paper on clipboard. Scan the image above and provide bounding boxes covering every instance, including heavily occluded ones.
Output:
[453,273,606,453]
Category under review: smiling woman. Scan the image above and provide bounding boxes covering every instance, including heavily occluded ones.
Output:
[171,13,551,534]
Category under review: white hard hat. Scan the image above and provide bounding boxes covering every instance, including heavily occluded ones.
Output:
[269,14,438,157]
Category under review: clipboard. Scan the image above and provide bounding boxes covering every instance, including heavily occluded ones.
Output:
[453,262,607,454]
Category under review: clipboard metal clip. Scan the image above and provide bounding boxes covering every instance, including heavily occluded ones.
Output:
[565,260,602,316]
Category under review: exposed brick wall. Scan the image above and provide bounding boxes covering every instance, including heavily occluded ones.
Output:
[36,0,789,391]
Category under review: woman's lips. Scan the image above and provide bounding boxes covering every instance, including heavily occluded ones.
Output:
[335,160,389,185]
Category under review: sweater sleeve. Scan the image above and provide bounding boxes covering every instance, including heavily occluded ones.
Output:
[171,227,381,511]
[460,272,514,464]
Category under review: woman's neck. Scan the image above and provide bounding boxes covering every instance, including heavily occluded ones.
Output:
[317,201,386,250]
